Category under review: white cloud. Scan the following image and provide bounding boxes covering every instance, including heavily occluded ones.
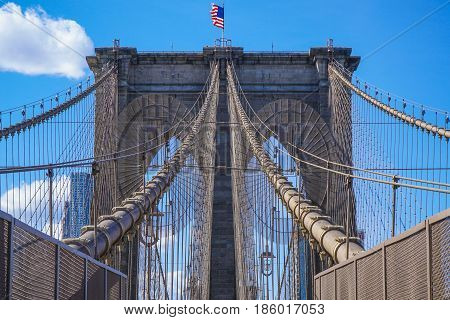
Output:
[0,2,94,78]
[0,175,71,239]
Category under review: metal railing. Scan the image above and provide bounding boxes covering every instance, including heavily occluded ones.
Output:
[314,209,449,300]
[0,210,127,300]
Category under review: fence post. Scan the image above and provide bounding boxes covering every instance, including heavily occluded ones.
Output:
[47,168,54,237]
[354,260,358,300]
[318,276,321,300]
[391,175,398,237]
[91,162,100,259]
[7,217,14,300]
[84,258,88,300]
[104,268,108,300]
[127,232,134,299]
[119,276,122,300]
[55,244,60,300]
[382,245,387,300]
[334,268,337,299]
[425,219,432,299]
[345,175,352,259]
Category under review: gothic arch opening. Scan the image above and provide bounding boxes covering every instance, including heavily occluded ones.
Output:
[116,94,194,200]
[253,98,339,207]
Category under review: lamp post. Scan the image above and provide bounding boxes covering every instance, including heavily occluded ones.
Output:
[260,244,276,277]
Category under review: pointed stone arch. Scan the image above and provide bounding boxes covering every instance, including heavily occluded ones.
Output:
[252,98,350,225]
[116,94,194,200]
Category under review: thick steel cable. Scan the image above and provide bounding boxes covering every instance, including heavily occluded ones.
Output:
[0,66,116,139]
[228,62,449,189]
[0,60,213,175]
[62,62,219,259]
[227,57,448,260]
[227,62,364,264]
[329,61,450,138]
[139,154,214,300]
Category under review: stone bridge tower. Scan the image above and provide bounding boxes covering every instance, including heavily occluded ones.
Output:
[87,45,359,299]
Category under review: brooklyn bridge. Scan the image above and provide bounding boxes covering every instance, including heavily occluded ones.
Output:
[0,42,448,300]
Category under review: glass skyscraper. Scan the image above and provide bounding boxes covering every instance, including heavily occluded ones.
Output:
[63,172,92,238]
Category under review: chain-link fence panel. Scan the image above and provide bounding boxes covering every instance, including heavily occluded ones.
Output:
[336,262,355,299]
[59,248,85,300]
[12,225,56,299]
[107,270,121,300]
[0,218,10,299]
[356,250,383,300]
[121,277,128,299]
[0,210,127,300]
[314,210,449,300]
[320,271,335,300]
[431,217,449,299]
[87,261,105,300]
[386,230,427,299]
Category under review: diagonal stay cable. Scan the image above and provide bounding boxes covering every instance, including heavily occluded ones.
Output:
[362,1,450,61]
[228,60,450,189]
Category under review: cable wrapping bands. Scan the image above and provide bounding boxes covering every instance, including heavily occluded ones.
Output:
[0,66,117,139]
[329,63,450,139]
[64,62,220,258]
[226,62,364,264]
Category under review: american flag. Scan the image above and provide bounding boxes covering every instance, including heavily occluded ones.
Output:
[210,4,224,29]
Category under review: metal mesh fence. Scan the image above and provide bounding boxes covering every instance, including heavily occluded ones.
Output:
[0,210,127,300]
[0,219,9,299]
[59,248,85,300]
[431,217,450,299]
[107,271,121,300]
[12,226,56,300]
[87,261,105,300]
[336,262,355,300]
[386,230,427,299]
[314,209,449,300]
[356,250,383,300]
[320,271,335,300]
[121,276,128,299]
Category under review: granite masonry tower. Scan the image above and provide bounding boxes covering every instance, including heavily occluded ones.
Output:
[87,45,359,299]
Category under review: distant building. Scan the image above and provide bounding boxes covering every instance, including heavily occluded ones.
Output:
[297,237,308,300]
[60,200,69,237]
[63,172,92,238]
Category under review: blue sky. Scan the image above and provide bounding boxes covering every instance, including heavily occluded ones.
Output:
[0,0,449,113]
[0,0,447,277]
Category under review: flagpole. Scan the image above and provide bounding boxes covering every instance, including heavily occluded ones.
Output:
[222,1,225,47]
